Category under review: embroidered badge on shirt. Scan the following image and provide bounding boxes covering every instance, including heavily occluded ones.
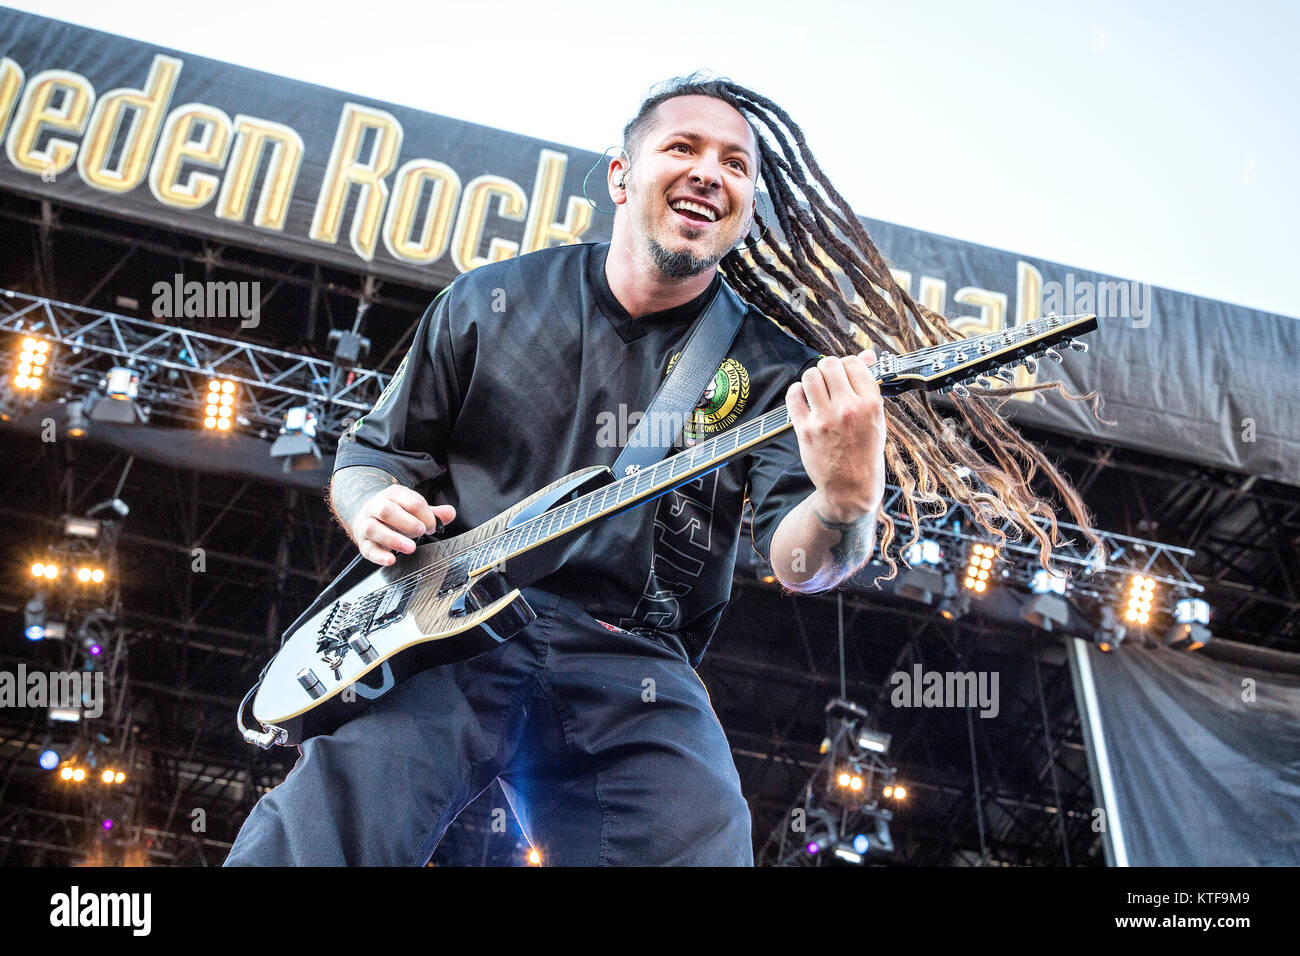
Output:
[665,353,750,445]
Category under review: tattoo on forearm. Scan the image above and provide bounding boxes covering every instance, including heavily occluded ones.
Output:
[814,507,876,576]
[331,467,399,531]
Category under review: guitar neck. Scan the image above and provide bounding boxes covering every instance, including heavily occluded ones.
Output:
[468,403,796,570]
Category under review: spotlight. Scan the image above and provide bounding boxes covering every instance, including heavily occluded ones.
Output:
[91,368,146,424]
[101,769,115,784]
[902,539,942,567]
[527,848,542,866]
[270,406,323,471]
[14,337,51,391]
[1022,569,1071,632]
[114,771,125,784]
[1093,605,1126,653]
[963,543,1000,593]
[936,571,971,621]
[831,843,864,865]
[65,401,88,439]
[855,728,892,755]
[328,328,371,368]
[62,516,101,539]
[204,379,237,431]
[59,766,74,781]
[1166,598,1211,651]
[39,749,60,770]
[852,833,871,854]
[24,593,45,640]
[72,768,85,782]
[1123,574,1157,626]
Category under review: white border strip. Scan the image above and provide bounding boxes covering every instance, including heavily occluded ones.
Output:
[1068,637,1129,867]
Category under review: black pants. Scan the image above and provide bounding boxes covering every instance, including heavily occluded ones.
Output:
[223,587,752,866]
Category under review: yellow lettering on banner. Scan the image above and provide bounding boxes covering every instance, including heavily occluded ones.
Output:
[1016,261,1043,326]
[951,287,1007,335]
[217,116,304,230]
[521,149,592,253]
[0,58,24,144]
[310,104,402,260]
[919,276,947,315]
[6,69,95,176]
[382,159,461,264]
[149,104,232,209]
[1006,261,1046,401]
[451,175,526,272]
[953,285,1035,396]
[78,54,181,193]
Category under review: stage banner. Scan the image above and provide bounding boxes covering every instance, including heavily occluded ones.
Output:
[1,8,1296,484]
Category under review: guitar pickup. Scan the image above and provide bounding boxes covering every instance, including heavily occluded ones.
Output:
[370,583,411,629]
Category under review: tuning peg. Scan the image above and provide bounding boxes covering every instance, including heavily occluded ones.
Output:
[1020,357,1038,374]
[1044,347,1064,363]
[952,383,971,398]
[975,376,994,389]
[1066,340,1089,353]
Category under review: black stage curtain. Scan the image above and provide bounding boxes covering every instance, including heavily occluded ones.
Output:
[1086,641,1300,865]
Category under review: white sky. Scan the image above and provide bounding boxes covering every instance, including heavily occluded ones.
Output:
[6,0,1298,318]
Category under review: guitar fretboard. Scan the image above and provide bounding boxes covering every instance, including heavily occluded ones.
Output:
[467,402,796,571]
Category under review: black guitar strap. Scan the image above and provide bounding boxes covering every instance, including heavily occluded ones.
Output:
[610,277,747,478]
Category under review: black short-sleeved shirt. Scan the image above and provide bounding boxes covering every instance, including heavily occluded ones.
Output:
[335,242,821,663]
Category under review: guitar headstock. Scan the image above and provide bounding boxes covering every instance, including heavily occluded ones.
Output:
[872,313,1098,397]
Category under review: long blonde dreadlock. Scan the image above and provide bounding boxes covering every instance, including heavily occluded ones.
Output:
[623,74,1104,576]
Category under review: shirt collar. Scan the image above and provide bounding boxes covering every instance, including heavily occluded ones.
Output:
[589,242,722,344]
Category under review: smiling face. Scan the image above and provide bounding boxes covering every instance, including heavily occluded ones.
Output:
[613,95,758,279]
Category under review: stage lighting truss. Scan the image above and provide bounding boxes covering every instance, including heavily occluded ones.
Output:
[769,698,901,867]
[0,289,392,441]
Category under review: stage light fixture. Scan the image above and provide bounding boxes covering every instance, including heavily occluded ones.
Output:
[62,516,100,539]
[856,728,892,755]
[72,768,85,782]
[204,379,236,430]
[527,848,542,866]
[39,749,60,771]
[903,538,942,567]
[101,769,115,784]
[91,368,146,424]
[832,843,864,865]
[59,766,74,781]
[14,337,50,392]
[1166,598,1211,651]
[1022,569,1071,632]
[1124,574,1157,625]
[24,593,46,640]
[270,406,323,471]
[65,401,88,438]
[963,543,1000,593]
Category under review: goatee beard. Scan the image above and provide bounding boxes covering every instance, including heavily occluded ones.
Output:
[648,239,719,279]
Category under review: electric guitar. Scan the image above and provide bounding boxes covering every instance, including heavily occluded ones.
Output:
[240,313,1098,747]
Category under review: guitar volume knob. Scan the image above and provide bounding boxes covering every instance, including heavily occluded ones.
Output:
[297,668,327,699]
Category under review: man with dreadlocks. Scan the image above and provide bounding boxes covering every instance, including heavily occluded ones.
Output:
[226,75,1093,867]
